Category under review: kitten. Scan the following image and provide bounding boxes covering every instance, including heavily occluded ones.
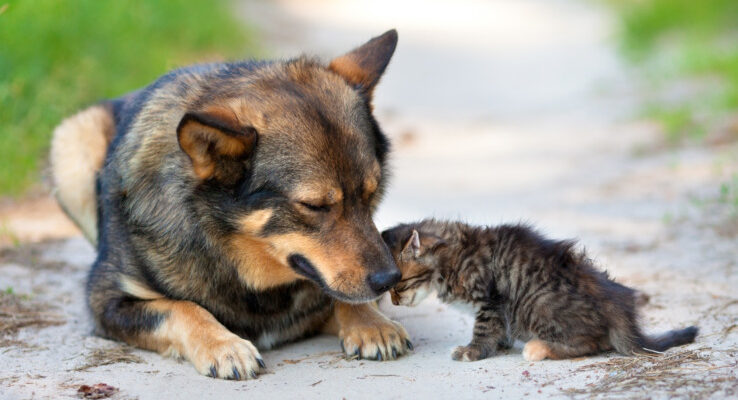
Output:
[381,220,698,362]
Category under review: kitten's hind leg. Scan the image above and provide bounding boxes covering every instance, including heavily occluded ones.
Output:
[452,304,506,362]
[523,337,600,361]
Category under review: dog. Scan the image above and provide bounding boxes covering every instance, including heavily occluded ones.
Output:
[49,30,411,380]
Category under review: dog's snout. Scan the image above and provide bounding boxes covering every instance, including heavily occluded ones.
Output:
[367,268,401,294]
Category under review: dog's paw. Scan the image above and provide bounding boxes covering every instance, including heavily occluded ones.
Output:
[189,332,265,380]
[340,317,412,361]
[522,339,551,362]
[451,344,491,362]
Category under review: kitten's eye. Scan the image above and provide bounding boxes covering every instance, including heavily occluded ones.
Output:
[298,201,331,213]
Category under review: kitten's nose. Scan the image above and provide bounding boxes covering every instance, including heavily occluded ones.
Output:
[390,290,400,305]
[367,268,401,294]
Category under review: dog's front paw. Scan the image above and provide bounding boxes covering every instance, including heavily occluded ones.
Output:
[340,317,412,361]
[451,344,492,362]
[189,332,266,380]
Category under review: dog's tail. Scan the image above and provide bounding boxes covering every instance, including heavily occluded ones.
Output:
[50,103,115,245]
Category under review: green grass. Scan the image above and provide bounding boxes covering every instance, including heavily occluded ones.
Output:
[607,0,738,144]
[718,174,738,214]
[0,0,256,196]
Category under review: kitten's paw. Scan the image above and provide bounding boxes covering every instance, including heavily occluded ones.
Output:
[451,344,491,362]
[340,317,411,361]
[497,337,514,350]
[522,339,551,361]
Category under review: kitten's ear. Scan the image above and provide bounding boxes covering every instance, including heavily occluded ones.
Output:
[401,229,422,258]
[419,234,446,253]
[401,229,445,258]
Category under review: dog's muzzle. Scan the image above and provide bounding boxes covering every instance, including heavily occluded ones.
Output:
[288,254,321,282]
[366,268,401,294]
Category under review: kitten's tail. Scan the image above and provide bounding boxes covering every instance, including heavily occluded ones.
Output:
[611,326,699,354]
[637,326,699,353]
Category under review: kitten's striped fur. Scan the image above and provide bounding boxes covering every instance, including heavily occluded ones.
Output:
[382,220,698,362]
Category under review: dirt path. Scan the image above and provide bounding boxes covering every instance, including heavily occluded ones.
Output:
[2,0,736,399]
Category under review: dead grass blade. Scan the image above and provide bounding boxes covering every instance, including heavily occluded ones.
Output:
[0,292,64,345]
[563,347,738,399]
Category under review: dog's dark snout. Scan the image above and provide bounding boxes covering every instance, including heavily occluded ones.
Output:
[367,268,402,294]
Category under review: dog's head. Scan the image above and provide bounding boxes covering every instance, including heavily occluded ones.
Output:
[176,30,400,302]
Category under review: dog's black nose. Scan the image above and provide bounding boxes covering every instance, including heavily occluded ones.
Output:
[367,269,402,294]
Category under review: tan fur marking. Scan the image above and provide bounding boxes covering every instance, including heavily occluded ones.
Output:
[292,184,343,205]
[329,56,370,90]
[143,299,226,355]
[328,30,397,98]
[119,275,164,300]
[225,98,270,130]
[265,232,359,288]
[50,104,114,244]
[522,339,553,361]
[178,117,254,180]
[365,161,382,202]
[135,299,262,378]
[363,176,378,200]
[238,209,273,235]
[229,235,302,290]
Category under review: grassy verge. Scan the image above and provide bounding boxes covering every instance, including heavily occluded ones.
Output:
[607,0,738,145]
[0,0,256,196]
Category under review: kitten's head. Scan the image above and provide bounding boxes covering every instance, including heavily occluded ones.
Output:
[381,223,446,306]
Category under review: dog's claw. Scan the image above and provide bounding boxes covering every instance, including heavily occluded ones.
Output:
[209,366,217,378]
[250,370,257,379]
[340,315,410,362]
[406,339,414,351]
[257,358,266,369]
[232,367,241,380]
[340,339,345,353]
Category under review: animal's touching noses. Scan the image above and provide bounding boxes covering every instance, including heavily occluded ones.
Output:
[367,268,402,294]
[390,289,401,305]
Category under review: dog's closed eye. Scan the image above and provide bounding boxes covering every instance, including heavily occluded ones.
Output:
[298,201,331,213]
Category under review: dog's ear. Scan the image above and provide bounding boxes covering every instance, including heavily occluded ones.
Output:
[329,29,398,97]
[177,110,257,180]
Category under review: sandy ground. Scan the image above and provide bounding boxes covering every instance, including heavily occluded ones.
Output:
[2,0,737,399]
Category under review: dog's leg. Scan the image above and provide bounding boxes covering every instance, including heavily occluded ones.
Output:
[326,301,412,361]
[92,293,264,380]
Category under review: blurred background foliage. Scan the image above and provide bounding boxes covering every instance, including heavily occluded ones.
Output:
[1,0,736,198]
[608,0,738,145]
[0,0,256,196]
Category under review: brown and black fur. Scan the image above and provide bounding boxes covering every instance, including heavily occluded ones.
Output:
[50,30,413,380]
[381,220,698,362]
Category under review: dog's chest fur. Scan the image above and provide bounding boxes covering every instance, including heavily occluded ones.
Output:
[227,281,334,349]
